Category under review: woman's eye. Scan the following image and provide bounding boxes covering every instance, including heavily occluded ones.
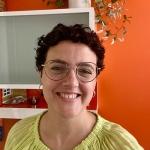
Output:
[51,66,63,70]
[50,66,66,74]
[78,68,92,75]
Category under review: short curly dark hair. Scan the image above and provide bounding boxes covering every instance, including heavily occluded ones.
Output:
[35,23,105,74]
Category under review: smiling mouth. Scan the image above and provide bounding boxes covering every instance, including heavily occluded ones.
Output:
[56,92,81,100]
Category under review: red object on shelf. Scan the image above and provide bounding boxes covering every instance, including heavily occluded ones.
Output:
[26,89,47,108]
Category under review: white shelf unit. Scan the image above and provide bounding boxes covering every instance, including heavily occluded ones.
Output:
[0,8,95,119]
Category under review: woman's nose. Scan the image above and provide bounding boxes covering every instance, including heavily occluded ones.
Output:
[62,69,79,87]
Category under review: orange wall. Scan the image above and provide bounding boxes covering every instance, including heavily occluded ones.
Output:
[5,0,68,10]
[3,0,150,149]
[97,1,150,150]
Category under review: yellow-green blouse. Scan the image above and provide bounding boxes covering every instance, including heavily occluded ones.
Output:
[4,112,144,150]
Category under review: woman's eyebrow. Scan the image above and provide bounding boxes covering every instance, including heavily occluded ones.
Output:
[49,59,67,64]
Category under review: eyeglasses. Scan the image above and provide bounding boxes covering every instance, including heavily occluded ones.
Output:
[41,60,101,82]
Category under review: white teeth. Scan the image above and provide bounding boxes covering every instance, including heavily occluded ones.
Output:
[59,93,78,99]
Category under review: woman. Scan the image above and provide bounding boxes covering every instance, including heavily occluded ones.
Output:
[5,24,144,150]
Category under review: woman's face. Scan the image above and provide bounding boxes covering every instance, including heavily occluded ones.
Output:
[41,41,97,118]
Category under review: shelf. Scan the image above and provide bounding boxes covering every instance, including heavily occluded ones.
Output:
[0,8,95,32]
[0,107,47,119]
[0,8,94,15]
[0,108,96,119]
[0,84,40,89]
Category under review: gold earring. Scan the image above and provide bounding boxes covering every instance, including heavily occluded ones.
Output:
[38,83,43,96]
[39,83,42,89]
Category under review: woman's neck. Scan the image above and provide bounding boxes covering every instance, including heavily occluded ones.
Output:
[44,110,94,133]
[39,110,96,150]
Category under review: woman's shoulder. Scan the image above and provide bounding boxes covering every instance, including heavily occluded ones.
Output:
[10,112,41,133]
[4,112,44,150]
[93,115,144,150]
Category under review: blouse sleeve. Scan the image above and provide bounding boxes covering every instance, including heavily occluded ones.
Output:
[4,115,37,150]
[100,118,144,150]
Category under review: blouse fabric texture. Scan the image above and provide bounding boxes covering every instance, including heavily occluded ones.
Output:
[4,112,144,150]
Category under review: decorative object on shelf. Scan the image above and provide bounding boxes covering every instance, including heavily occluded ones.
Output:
[0,0,5,11]
[28,96,39,108]
[68,0,91,8]
[42,0,64,8]
[2,89,27,105]
[93,0,131,44]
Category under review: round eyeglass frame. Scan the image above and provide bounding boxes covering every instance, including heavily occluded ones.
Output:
[41,60,101,83]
